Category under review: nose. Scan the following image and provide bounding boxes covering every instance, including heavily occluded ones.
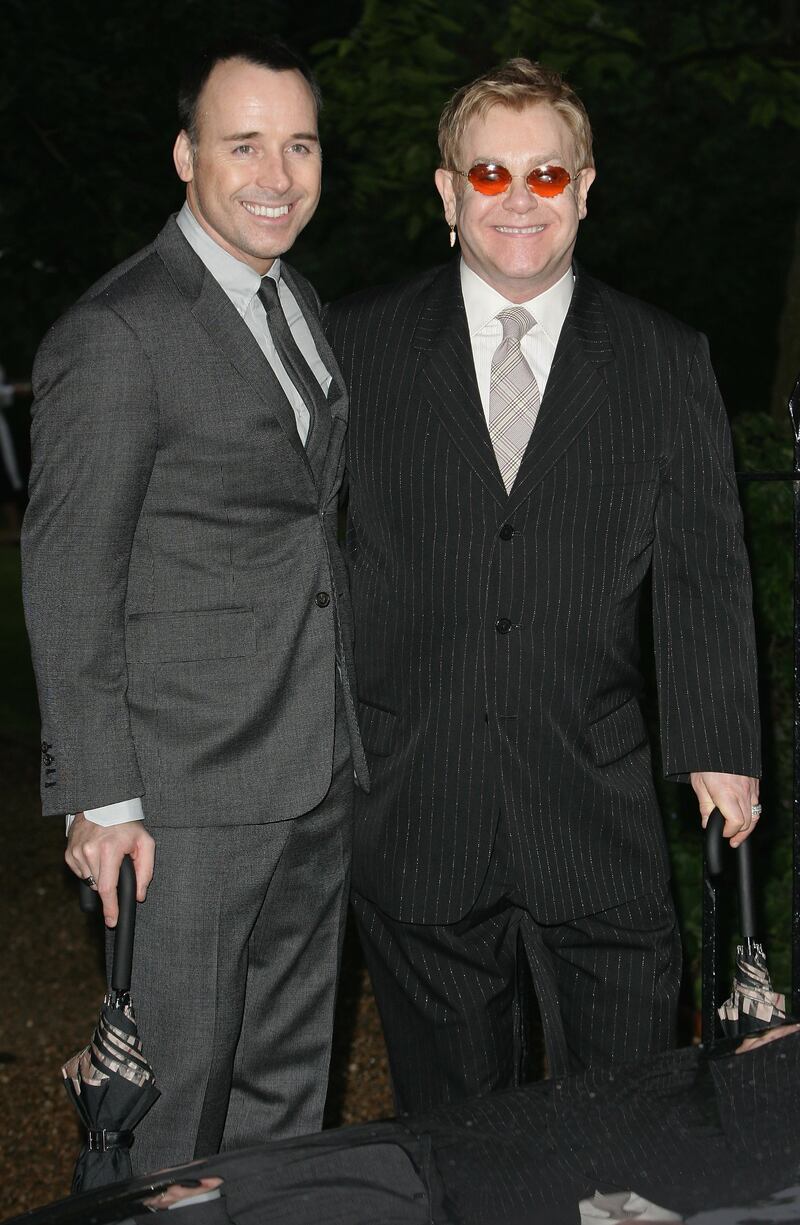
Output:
[502,176,539,214]
[255,151,292,196]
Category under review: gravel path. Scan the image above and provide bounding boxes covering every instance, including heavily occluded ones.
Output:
[0,739,392,1219]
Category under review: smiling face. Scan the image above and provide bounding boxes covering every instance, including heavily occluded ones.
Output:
[435,102,595,302]
[173,58,321,275]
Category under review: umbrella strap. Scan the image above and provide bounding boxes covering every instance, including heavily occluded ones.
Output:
[87,1129,134,1152]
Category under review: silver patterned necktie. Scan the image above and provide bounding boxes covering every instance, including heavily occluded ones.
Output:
[488,306,541,493]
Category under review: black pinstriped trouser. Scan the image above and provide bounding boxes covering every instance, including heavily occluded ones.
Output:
[353,823,681,1114]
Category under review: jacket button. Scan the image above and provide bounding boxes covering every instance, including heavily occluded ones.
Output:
[496,617,513,635]
[499,523,515,541]
[315,591,331,608]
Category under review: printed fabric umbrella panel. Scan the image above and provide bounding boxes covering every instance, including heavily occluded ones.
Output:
[718,940,788,1037]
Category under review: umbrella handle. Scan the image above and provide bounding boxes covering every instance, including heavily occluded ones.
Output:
[111,855,137,994]
[77,856,138,993]
[704,806,756,940]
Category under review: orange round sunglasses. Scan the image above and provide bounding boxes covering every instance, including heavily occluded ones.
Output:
[454,162,577,197]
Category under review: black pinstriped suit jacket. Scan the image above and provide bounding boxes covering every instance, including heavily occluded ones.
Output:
[325,259,760,925]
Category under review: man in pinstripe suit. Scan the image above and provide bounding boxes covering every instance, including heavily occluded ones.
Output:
[325,58,761,1111]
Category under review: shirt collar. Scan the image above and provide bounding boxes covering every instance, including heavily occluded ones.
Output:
[176,202,281,312]
[460,259,574,344]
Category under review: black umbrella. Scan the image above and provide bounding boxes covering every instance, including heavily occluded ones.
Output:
[704,807,788,1038]
[62,855,160,1192]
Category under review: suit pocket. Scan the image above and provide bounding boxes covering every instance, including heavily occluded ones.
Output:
[126,607,257,663]
[357,700,397,757]
[583,460,660,486]
[586,697,647,766]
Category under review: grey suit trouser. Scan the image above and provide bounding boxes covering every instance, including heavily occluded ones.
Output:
[354,816,681,1114]
[118,693,353,1175]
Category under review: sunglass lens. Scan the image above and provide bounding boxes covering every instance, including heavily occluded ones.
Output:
[526,165,572,197]
[467,164,513,195]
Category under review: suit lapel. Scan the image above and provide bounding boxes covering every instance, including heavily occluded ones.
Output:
[413,261,508,506]
[410,263,614,508]
[155,220,315,482]
[507,267,614,509]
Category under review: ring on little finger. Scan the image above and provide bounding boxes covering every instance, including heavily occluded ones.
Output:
[83,874,97,888]
[751,804,762,819]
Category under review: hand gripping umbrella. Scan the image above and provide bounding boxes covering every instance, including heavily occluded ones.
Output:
[62,856,160,1192]
[704,807,789,1038]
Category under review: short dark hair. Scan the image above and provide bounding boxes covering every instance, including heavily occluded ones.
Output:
[178,35,322,144]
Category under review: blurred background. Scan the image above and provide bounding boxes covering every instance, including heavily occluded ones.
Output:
[0,0,798,1214]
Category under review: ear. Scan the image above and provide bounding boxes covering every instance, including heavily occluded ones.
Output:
[434,168,459,227]
[575,166,596,220]
[173,130,195,184]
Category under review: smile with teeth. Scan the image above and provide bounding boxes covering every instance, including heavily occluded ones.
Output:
[495,224,546,234]
[241,201,292,218]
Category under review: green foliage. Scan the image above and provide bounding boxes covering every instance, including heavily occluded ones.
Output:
[501,1,800,415]
[662,411,797,1001]
[304,0,489,292]
[309,0,799,417]
[735,414,796,992]
[0,0,360,372]
[2,0,798,402]
[1,0,797,1016]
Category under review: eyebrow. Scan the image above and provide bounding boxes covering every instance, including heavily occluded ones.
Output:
[221,130,320,143]
[471,151,564,164]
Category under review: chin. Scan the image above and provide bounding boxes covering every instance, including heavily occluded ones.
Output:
[490,266,545,291]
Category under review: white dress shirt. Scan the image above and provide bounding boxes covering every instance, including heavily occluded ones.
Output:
[459,260,574,420]
[176,203,331,442]
[70,205,331,832]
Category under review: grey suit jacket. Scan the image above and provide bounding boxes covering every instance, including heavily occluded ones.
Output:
[22,217,366,825]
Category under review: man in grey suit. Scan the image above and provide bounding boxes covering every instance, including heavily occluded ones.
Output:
[22,36,366,1174]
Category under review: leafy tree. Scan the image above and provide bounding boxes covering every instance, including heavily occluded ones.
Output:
[0,0,798,1016]
[0,0,360,372]
[3,0,797,406]
[312,0,800,415]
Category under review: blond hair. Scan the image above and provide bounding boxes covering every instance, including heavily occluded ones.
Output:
[438,57,593,173]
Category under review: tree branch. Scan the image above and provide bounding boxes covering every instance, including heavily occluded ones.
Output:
[25,115,71,173]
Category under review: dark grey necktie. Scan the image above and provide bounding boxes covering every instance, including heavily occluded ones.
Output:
[257,277,328,448]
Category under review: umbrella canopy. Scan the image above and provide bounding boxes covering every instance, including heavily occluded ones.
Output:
[718,940,788,1037]
[704,808,791,1040]
[62,856,159,1191]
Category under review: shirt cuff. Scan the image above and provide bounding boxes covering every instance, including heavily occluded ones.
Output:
[65,797,145,836]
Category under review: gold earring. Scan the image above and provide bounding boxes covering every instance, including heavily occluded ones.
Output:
[449,223,457,249]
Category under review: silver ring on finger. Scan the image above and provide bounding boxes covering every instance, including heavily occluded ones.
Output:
[751,804,762,819]
[83,874,97,888]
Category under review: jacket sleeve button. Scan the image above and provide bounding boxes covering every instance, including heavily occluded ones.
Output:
[495,617,513,635]
[315,591,331,608]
